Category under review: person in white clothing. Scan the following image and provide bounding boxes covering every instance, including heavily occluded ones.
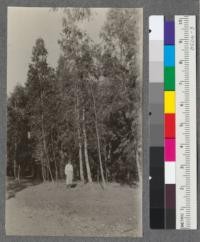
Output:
[64,160,73,187]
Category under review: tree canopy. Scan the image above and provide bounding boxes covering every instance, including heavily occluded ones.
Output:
[7,8,142,186]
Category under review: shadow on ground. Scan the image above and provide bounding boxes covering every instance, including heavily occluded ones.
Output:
[6,177,41,199]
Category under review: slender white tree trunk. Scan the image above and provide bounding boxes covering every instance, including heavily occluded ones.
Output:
[51,132,58,181]
[39,77,54,183]
[89,81,105,187]
[75,86,84,182]
[82,108,92,183]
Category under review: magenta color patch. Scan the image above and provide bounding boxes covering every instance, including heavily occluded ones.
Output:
[165,139,175,161]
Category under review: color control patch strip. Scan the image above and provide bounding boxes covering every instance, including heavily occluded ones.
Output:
[164,19,176,229]
[149,15,197,230]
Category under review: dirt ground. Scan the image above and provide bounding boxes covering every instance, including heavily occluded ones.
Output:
[6,179,142,237]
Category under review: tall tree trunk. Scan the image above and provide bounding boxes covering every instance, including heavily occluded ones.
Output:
[13,100,17,179]
[39,79,54,183]
[59,149,65,179]
[89,81,105,187]
[41,163,45,182]
[13,138,17,179]
[17,164,21,184]
[103,145,108,183]
[41,151,46,182]
[75,85,84,182]
[82,108,92,183]
[135,142,141,183]
[78,132,84,182]
[136,110,142,184]
[97,166,99,183]
[41,111,54,182]
[107,143,111,181]
[51,131,58,181]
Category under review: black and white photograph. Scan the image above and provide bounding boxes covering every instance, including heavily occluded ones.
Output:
[6,7,143,237]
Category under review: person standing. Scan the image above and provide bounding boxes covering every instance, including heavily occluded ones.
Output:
[64,160,73,187]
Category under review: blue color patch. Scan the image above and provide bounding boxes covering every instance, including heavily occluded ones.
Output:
[164,46,175,66]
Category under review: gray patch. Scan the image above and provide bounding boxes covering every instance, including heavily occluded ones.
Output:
[150,124,164,146]
[149,62,163,83]
[149,83,163,104]
[149,40,163,62]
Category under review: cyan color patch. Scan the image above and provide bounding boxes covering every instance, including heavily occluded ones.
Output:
[164,45,175,66]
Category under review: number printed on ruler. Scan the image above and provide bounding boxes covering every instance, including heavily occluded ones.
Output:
[175,15,197,230]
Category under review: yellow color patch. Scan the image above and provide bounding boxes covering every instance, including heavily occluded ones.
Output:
[164,91,175,113]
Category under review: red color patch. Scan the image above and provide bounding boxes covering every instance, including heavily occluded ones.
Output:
[165,114,175,138]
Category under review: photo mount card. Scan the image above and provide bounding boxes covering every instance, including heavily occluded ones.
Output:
[0,0,199,241]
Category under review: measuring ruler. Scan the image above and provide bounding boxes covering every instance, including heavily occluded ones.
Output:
[149,15,197,230]
[175,15,197,230]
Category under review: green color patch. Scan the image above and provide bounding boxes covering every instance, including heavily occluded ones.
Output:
[164,67,175,90]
